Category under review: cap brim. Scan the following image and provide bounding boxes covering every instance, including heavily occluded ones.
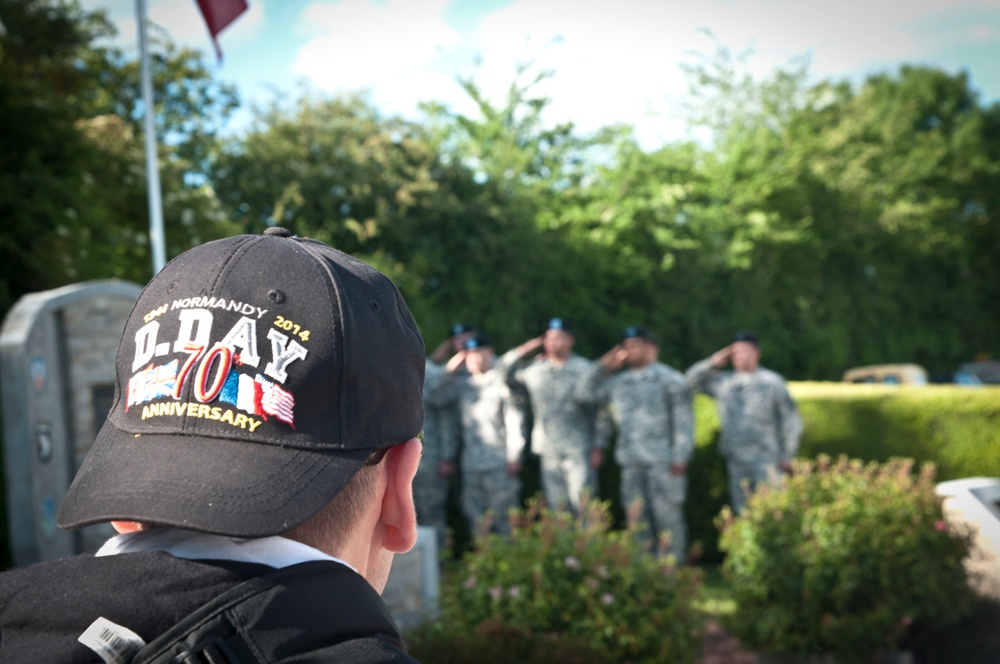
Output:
[56,419,371,538]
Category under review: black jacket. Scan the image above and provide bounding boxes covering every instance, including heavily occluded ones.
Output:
[0,551,417,663]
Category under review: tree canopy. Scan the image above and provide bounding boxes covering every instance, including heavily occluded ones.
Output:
[2,0,998,380]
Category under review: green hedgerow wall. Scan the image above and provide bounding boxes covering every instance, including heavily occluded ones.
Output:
[686,383,1000,563]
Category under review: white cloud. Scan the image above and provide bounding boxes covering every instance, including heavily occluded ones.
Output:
[291,0,462,113]
[77,0,1000,147]
[450,0,1000,147]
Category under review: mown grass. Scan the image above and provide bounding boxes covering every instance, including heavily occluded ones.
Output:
[692,565,736,618]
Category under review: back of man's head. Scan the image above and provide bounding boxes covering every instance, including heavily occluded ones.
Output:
[57,228,425,541]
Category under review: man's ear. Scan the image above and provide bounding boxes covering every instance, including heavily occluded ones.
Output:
[379,437,421,553]
[111,521,147,534]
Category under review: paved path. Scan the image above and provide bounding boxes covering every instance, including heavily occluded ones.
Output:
[702,619,757,664]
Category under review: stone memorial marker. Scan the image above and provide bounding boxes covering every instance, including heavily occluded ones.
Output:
[1,280,142,566]
[382,525,441,633]
[937,477,1000,600]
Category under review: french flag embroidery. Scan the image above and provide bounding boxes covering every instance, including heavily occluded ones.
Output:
[219,371,296,428]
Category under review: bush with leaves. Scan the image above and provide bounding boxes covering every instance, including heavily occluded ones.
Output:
[718,455,974,663]
[418,497,703,663]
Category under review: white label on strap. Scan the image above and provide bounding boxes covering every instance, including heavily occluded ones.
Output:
[78,616,147,664]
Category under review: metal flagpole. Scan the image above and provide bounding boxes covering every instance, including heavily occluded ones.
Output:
[135,0,167,274]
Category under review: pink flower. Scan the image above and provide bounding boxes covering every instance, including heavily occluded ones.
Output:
[463,576,478,589]
[508,585,521,598]
[601,593,614,605]
[489,585,503,601]
[934,520,946,532]
[900,615,913,626]
[564,556,581,571]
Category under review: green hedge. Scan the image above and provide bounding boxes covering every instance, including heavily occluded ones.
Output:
[686,383,1000,563]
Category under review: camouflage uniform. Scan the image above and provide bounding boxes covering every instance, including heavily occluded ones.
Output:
[584,362,694,560]
[496,350,601,515]
[428,368,525,536]
[686,359,802,514]
[414,359,459,551]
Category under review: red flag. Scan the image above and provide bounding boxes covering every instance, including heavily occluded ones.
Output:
[194,0,248,60]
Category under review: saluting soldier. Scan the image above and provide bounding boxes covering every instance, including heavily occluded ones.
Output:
[496,318,603,516]
[686,331,802,514]
[429,335,525,536]
[585,326,693,561]
[415,324,474,553]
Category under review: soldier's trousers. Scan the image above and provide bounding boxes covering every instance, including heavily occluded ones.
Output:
[463,467,520,536]
[726,458,781,515]
[539,449,593,516]
[621,464,687,561]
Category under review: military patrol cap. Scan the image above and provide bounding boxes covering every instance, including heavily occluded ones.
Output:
[58,227,425,537]
[463,334,492,350]
[546,317,572,333]
[450,322,475,337]
[623,325,655,343]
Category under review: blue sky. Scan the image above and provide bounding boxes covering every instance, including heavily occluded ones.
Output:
[84,0,1000,149]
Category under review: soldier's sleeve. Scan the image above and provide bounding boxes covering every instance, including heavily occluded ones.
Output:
[594,403,612,451]
[424,368,458,408]
[581,363,613,450]
[575,360,610,404]
[501,384,527,464]
[575,360,607,452]
[438,399,462,462]
[685,358,719,397]
[495,348,526,390]
[668,375,695,466]
[775,380,803,461]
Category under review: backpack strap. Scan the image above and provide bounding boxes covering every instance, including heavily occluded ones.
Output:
[129,560,403,664]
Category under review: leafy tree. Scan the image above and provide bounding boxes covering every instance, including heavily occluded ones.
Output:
[0,0,239,318]
[420,65,628,355]
[211,91,554,351]
[667,44,1000,377]
[0,0,113,312]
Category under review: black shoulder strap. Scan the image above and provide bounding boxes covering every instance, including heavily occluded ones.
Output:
[128,560,409,664]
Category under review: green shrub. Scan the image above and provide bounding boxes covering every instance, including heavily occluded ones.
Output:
[425,497,704,664]
[718,455,975,663]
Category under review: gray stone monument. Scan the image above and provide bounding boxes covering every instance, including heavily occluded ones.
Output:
[937,477,1000,601]
[1,280,142,566]
[382,525,441,633]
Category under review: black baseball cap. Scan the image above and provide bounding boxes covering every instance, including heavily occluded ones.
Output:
[732,330,759,346]
[57,228,425,537]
